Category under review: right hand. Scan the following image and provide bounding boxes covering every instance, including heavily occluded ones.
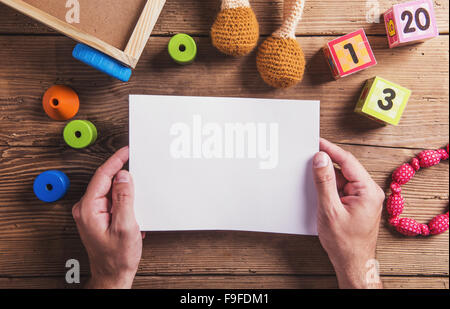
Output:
[312,139,385,289]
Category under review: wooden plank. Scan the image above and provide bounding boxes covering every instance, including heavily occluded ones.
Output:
[132,275,450,289]
[0,204,446,277]
[0,275,447,289]
[0,145,447,277]
[0,0,448,36]
[0,0,138,67]
[125,0,166,61]
[1,145,447,203]
[0,36,448,149]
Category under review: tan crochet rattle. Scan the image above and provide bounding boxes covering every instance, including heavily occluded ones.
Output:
[257,0,306,88]
[211,0,259,56]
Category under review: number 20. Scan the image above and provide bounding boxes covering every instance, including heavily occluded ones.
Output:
[401,8,431,34]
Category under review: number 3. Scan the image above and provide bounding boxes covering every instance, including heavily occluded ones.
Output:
[378,88,396,111]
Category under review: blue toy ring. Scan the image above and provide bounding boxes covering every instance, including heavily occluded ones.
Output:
[33,170,70,203]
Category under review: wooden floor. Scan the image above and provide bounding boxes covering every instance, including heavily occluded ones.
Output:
[0,0,448,289]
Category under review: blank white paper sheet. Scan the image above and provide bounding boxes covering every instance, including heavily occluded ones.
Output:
[129,95,319,235]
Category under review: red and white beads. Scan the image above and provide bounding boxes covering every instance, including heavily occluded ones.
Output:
[387,144,449,237]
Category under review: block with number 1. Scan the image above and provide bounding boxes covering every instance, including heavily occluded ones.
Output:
[323,29,377,79]
[384,0,438,48]
[354,77,412,126]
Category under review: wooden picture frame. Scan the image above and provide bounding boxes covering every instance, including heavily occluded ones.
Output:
[0,0,166,69]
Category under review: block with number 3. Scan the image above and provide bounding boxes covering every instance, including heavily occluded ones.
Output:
[354,77,412,126]
[323,29,377,79]
[384,0,438,48]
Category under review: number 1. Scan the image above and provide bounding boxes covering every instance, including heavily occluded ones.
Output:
[343,43,359,64]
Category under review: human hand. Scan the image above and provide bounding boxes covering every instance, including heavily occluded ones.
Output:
[72,146,144,289]
[312,139,385,289]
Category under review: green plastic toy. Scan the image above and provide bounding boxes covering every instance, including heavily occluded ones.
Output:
[168,33,197,65]
[354,76,412,126]
[63,120,98,149]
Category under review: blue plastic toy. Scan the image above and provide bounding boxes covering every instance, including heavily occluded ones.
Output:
[33,170,70,203]
[72,44,132,82]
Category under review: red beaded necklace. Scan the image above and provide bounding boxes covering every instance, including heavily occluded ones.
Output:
[387,144,449,236]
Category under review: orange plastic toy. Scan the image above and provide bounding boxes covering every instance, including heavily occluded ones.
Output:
[42,85,80,121]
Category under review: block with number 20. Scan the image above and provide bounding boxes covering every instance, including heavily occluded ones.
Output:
[354,77,412,126]
[384,0,439,48]
[323,29,377,79]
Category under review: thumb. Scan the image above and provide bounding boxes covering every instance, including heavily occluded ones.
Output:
[312,152,341,211]
[111,170,136,230]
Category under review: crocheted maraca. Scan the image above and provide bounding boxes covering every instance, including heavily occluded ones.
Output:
[211,0,259,56]
[256,0,306,88]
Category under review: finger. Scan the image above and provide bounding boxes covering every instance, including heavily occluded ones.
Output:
[334,167,346,191]
[110,170,136,231]
[320,138,370,182]
[340,195,360,206]
[84,146,129,202]
[335,168,346,197]
[312,152,342,212]
[343,182,365,197]
[72,202,81,222]
[141,232,146,239]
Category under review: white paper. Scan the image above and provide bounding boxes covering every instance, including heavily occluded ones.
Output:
[129,95,319,235]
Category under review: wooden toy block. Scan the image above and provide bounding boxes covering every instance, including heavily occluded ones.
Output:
[63,120,98,149]
[42,85,79,121]
[0,0,166,81]
[384,0,438,48]
[323,29,377,79]
[355,77,412,126]
[33,170,70,202]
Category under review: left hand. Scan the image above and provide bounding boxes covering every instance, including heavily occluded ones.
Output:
[72,146,144,289]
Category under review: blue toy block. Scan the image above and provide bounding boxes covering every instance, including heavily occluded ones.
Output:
[33,170,70,203]
[72,44,132,82]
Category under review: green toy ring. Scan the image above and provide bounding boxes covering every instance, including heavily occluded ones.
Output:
[63,120,97,149]
[168,33,197,65]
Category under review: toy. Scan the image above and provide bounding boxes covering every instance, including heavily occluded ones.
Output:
[384,0,438,48]
[354,77,411,126]
[168,34,197,65]
[323,28,377,79]
[63,120,97,149]
[42,85,79,121]
[72,44,132,82]
[33,170,70,202]
[256,0,306,88]
[0,0,166,81]
[387,145,449,236]
[211,0,259,56]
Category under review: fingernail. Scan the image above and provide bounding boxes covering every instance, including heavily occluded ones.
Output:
[314,152,329,169]
[115,170,130,183]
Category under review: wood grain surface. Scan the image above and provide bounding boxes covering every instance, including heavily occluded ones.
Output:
[0,275,448,289]
[0,0,448,35]
[0,0,448,289]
